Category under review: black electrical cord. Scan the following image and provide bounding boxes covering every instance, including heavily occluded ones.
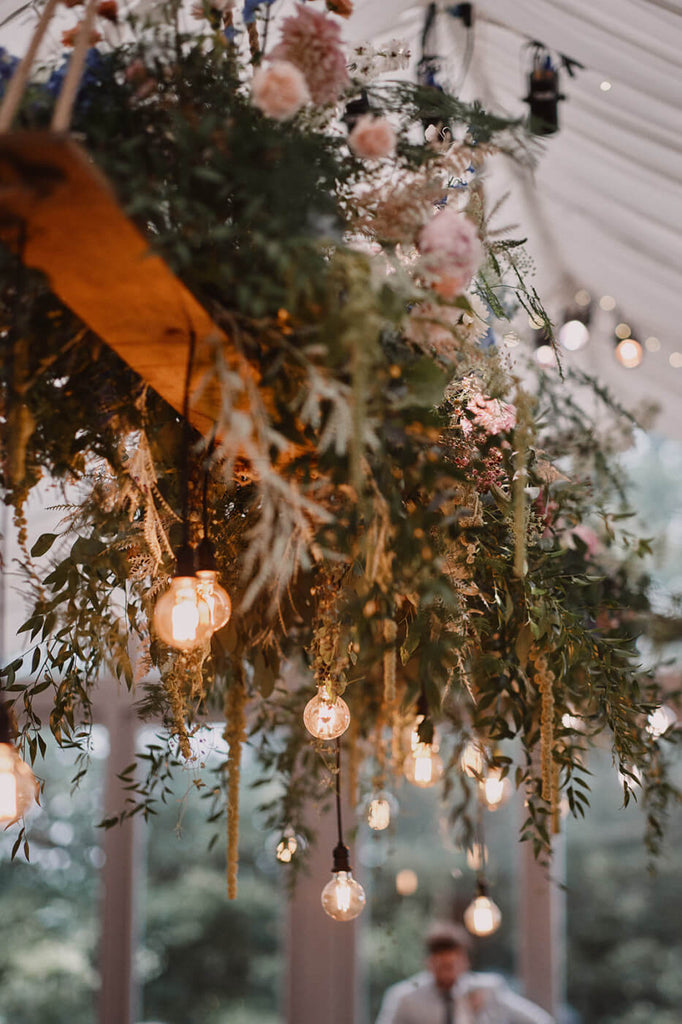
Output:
[335,737,344,846]
[179,328,196,551]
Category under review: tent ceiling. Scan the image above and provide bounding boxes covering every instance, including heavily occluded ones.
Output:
[3,0,681,434]
[347,0,682,436]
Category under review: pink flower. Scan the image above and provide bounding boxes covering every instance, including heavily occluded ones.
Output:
[418,208,483,298]
[348,114,396,159]
[463,394,516,435]
[271,4,349,106]
[252,61,310,121]
[564,524,601,557]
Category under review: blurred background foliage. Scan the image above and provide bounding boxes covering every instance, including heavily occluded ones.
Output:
[1,428,681,1024]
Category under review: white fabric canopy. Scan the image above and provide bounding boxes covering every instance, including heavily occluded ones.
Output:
[345,0,682,435]
[2,0,681,432]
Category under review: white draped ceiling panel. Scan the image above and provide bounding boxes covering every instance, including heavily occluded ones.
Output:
[347,0,682,434]
[2,0,681,432]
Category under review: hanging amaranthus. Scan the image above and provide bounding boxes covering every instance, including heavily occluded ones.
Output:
[383,617,397,704]
[224,671,247,899]
[533,649,556,803]
[512,388,534,579]
[551,758,561,835]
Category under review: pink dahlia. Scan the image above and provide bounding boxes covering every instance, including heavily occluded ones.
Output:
[418,208,483,299]
[252,60,310,120]
[270,4,349,106]
[348,114,396,159]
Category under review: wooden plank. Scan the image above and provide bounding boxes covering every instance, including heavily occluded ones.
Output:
[0,131,224,434]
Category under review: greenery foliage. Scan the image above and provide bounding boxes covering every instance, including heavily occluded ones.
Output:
[0,0,679,887]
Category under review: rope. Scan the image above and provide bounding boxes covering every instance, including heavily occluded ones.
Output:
[51,0,100,132]
[0,0,61,132]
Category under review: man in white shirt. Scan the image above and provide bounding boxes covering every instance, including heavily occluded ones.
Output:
[375,922,554,1024]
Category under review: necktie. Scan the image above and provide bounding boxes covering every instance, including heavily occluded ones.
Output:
[443,990,454,1024]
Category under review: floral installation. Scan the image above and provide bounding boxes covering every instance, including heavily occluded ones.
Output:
[0,0,678,893]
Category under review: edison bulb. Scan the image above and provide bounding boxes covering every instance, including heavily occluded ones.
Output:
[404,743,444,788]
[558,319,589,351]
[480,769,511,811]
[0,743,38,825]
[196,569,232,632]
[276,834,298,863]
[153,577,213,651]
[466,842,488,872]
[647,705,677,738]
[460,740,486,778]
[368,793,394,831]
[464,893,502,937]
[321,870,366,921]
[303,690,351,740]
[615,337,643,369]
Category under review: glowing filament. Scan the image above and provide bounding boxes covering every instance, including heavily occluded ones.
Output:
[368,798,391,831]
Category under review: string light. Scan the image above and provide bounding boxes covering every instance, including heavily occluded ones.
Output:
[647,705,677,738]
[303,686,351,741]
[321,741,366,921]
[0,704,38,826]
[276,831,298,863]
[153,330,220,650]
[196,539,232,633]
[464,879,502,937]
[615,336,643,369]
[367,791,397,831]
[460,739,487,778]
[479,767,511,811]
[404,697,443,788]
[153,546,213,651]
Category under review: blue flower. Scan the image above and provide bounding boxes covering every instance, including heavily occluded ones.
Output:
[0,47,20,97]
[242,0,277,25]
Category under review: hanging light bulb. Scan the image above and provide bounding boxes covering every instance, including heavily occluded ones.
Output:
[647,704,677,738]
[464,879,502,937]
[153,545,213,651]
[404,701,443,788]
[404,742,444,788]
[367,791,397,831]
[196,538,232,632]
[276,832,298,863]
[321,841,366,921]
[466,842,488,872]
[460,739,487,778]
[0,705,38,826]
[303,686,351,741]
[479,767,512,811]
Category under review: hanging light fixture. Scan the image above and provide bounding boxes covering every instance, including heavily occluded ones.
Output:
[152,330,222,650]
[558,300,591,352]
[479,766,512,811]
[276,829,299,863]
[367,790,398,831]
[463,878,502,937]
[0,703,38,825]
[153,544,213,651]
[523,45,565,136]
[303,684,351,741]
[195,479,231,637]
[460,737,487,778]
[321,741,366,921]
[403,694,443,788]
